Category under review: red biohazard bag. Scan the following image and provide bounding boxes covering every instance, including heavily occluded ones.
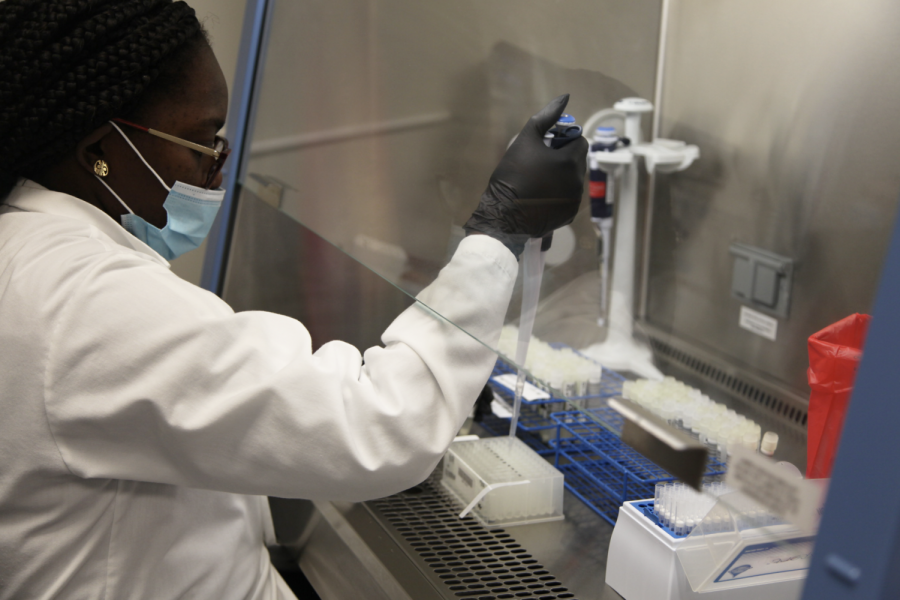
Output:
[806,313,871,479]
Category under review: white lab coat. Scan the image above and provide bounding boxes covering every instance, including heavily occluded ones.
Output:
[0,180,517,599]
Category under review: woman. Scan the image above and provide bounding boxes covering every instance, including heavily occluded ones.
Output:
[0,1,587,598]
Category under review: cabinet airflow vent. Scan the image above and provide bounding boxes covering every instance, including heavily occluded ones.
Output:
[648,335,808,429]
[369,477,578,599]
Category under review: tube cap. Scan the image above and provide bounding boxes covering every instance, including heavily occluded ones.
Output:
[760,431,779,456]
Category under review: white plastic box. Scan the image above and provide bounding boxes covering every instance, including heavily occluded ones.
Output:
[441,437,564,527]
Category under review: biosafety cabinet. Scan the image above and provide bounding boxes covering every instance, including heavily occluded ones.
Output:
[201,1,900,598]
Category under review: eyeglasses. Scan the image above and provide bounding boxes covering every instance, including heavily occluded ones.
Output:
[112,118,231,189]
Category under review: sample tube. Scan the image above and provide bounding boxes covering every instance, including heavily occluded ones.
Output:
[587,370,602,396]
[760,431,779,456]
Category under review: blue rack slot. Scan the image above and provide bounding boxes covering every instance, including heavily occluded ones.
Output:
[558,464,626,527]
[551,410,728,524]
[630,500,686,539]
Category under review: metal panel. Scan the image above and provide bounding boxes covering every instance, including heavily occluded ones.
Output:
[645,0,900,395]
[221,0,663,327]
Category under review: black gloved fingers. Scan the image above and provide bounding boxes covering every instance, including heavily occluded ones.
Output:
[465,94,588,258]
[523,94,570,140]
[478,126,588,239]
[555,132,590,167]
[544,133,589,186]
[491,133,588,201]
[511,196,582,236]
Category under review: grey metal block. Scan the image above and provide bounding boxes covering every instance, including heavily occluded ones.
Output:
[753,263,779,307]
[729,243,794,318]
[731,255,754,299]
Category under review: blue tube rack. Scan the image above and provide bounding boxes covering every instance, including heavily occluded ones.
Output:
[481,359,626,456]
[551,409,728,525]
[478,357,728,526]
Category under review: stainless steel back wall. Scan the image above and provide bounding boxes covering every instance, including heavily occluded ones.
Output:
[645,0,900,395]
[223,0,664,347]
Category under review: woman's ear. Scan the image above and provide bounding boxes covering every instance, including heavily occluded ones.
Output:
[75,123,115,175]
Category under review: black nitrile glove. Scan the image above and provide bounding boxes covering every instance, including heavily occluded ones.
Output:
[464,94,588,258]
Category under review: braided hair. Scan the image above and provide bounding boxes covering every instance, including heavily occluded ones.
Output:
[0,0,208,198]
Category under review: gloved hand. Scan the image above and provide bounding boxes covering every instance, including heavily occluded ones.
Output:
[464,94,588,258]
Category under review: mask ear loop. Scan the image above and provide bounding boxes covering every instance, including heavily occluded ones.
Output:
[95,175,135,216]
[109,121,172,193]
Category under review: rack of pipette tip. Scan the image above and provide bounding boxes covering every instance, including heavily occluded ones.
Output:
[653,482,724,537]
[622,378,762,460]
[498,325,603,397]
[650,481,786,538]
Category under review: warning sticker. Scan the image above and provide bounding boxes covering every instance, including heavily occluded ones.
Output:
[739,306,778,341]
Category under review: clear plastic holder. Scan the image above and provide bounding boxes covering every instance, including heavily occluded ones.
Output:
[236,0,666,427]
[238,190,826,596]
[237,9,823,571]
[224,9,868,596]
[669,447,829,596]
[245,175,624,436]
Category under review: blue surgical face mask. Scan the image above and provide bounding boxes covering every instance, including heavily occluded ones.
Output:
[94,121,226,260]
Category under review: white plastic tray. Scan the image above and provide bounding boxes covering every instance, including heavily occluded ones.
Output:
[441,437,564,527]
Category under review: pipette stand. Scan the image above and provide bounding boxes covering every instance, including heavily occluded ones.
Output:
[584,98,699,380]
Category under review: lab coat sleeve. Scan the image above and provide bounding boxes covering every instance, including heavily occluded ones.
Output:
[43,234,517,501]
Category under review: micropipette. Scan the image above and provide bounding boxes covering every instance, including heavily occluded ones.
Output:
[509,113,583,439]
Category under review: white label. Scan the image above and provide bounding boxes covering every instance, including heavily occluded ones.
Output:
[491,374,551,401]
[491,399,513,418]
[726,446,823,533]
[739,306,778,341]
[713,537,814,583]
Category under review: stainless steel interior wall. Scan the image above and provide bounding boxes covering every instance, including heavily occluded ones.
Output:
[222,0,663,348]
[646,0,900,395]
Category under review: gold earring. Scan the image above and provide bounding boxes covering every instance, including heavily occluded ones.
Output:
[94,160,109,177]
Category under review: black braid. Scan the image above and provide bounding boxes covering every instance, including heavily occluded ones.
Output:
[0,0,207,198]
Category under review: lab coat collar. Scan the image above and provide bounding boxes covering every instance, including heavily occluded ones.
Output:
[3,179,170,268]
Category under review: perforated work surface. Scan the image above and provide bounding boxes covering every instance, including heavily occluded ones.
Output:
[369,477,579,600]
